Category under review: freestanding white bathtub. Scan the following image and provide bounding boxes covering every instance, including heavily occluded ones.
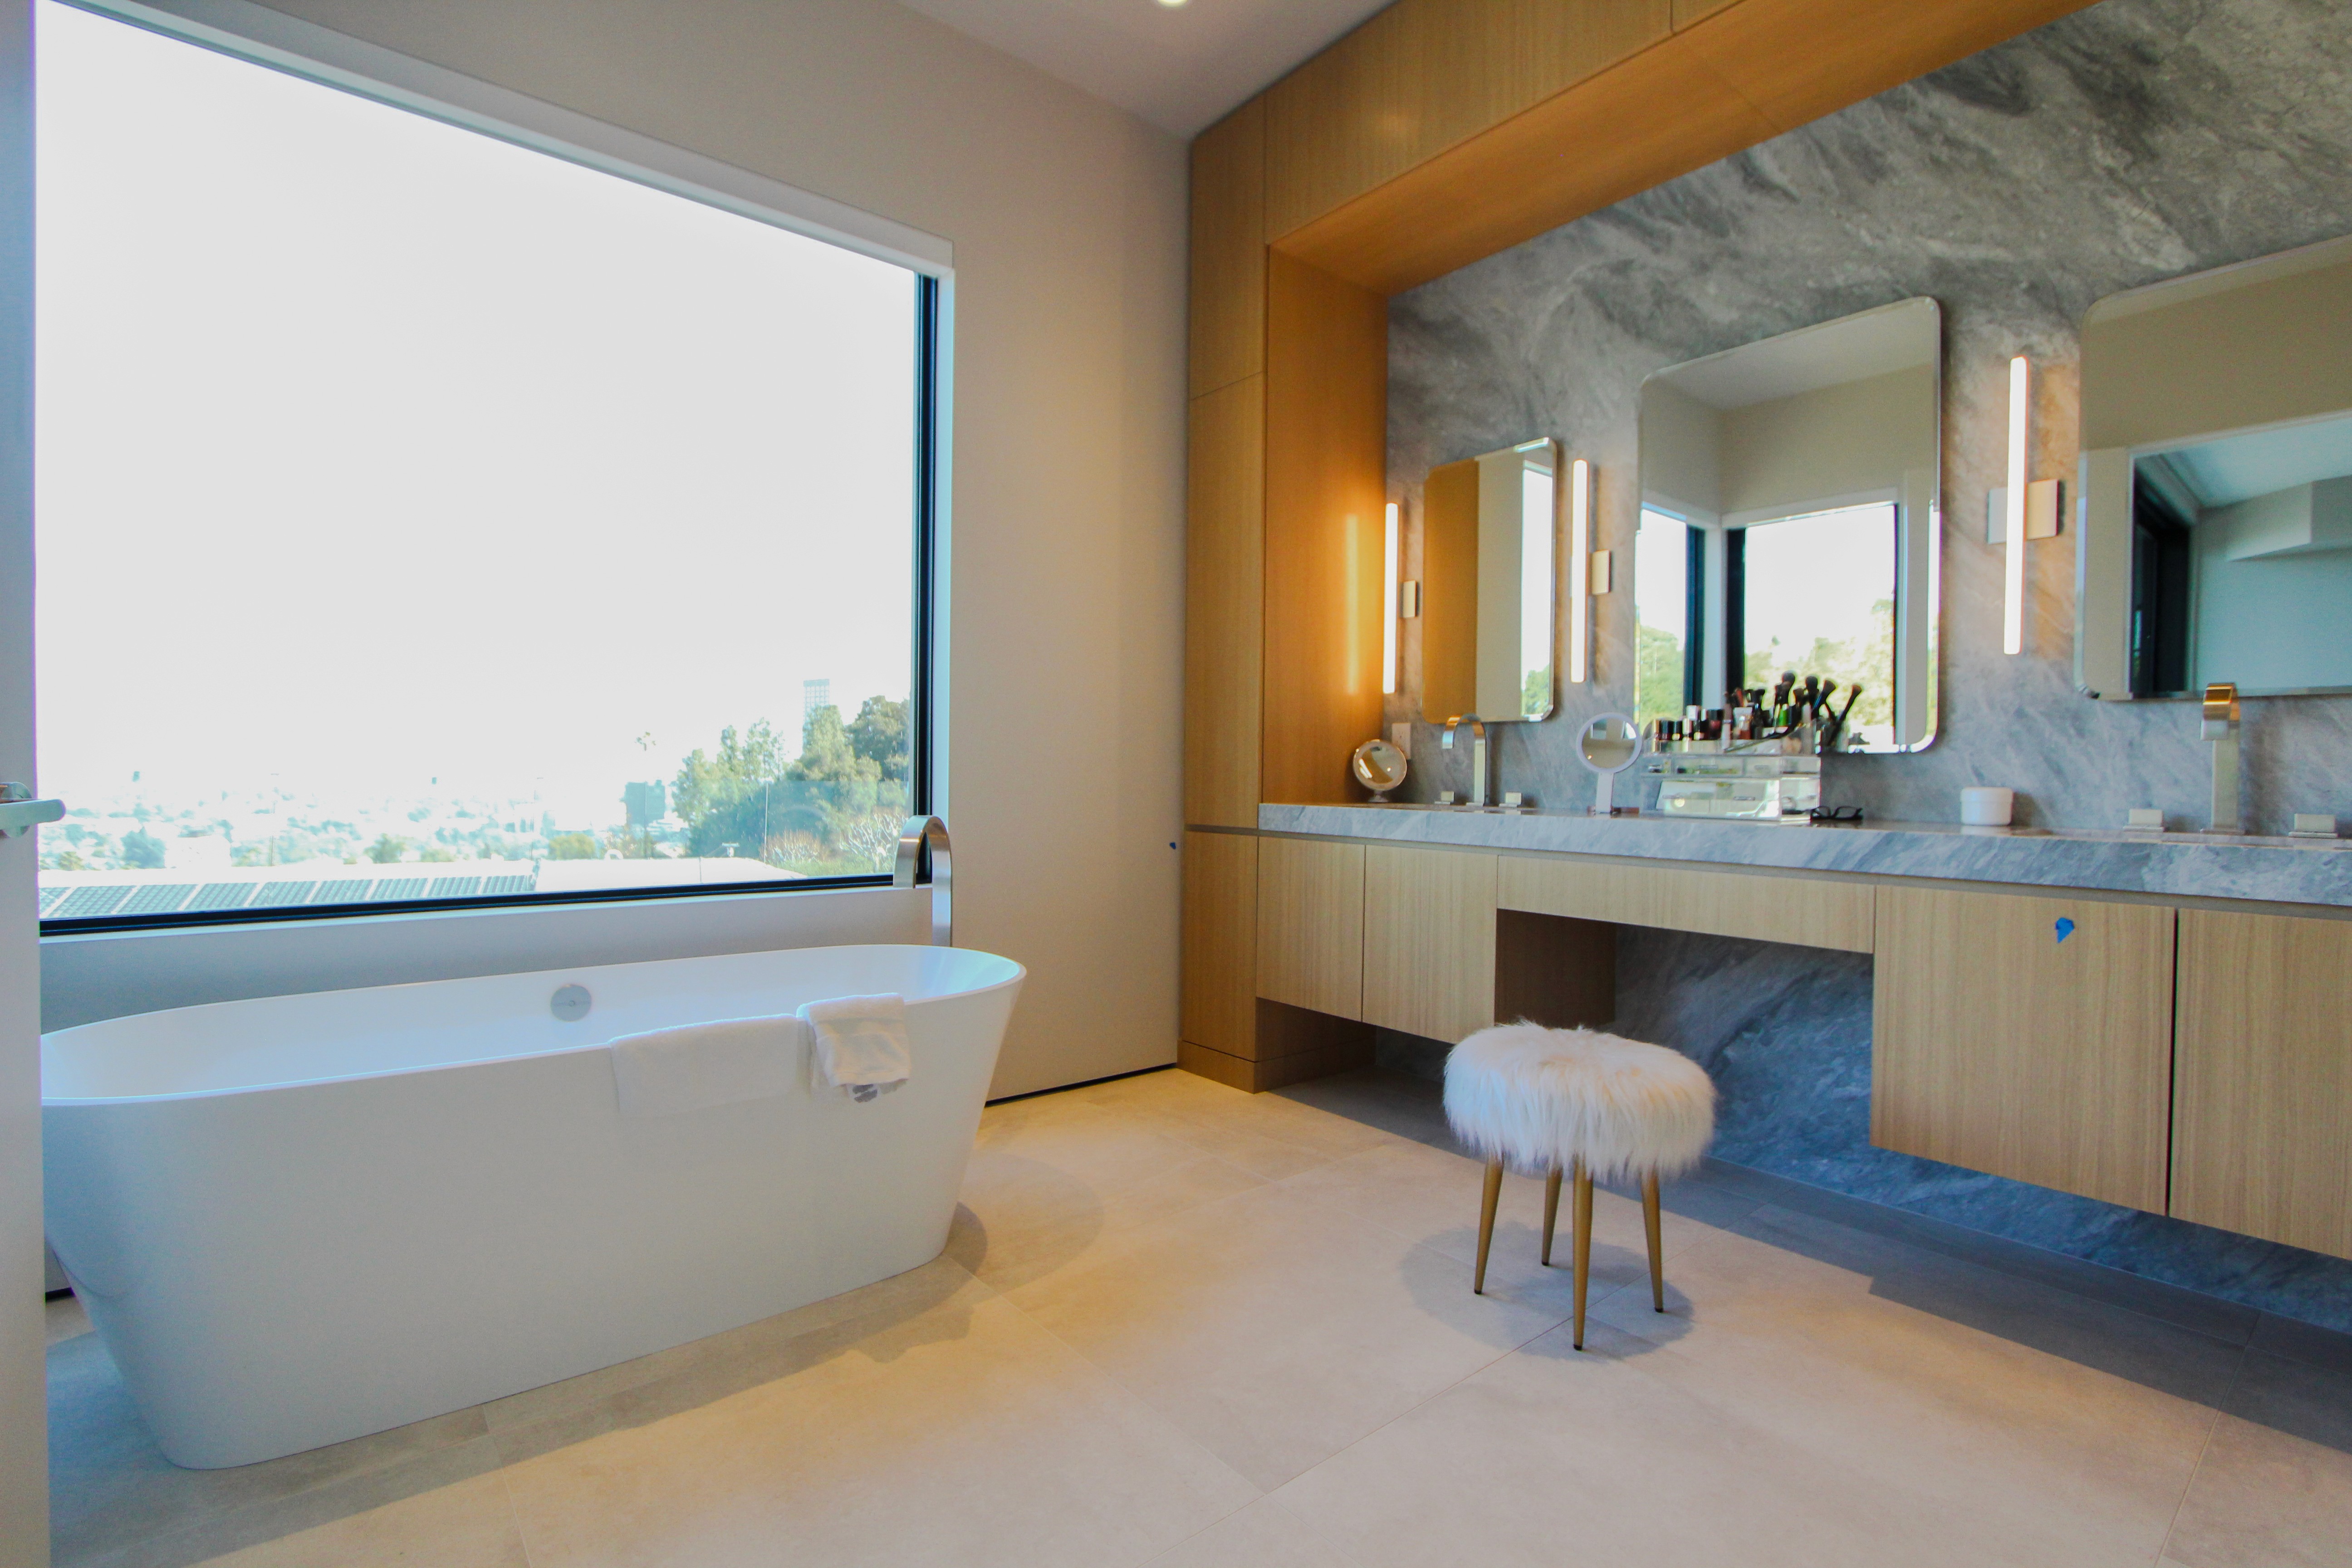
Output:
[41,942,1023,1469]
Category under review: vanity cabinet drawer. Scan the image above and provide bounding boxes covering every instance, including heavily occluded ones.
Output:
[1254,838,1366,1020]
[1496,856,1874,953]
[1362,846,1498,1044]
[1871,887,2174,1213]
[2172,911,2352,1261]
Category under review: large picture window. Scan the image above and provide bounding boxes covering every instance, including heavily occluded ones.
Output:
[34,1,935,926]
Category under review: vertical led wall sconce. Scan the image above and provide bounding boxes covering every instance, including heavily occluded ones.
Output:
[2004,355,2029,656]
[1567,457,1592,684]
[1382,501,1400,695]
[1990,355,2063,657]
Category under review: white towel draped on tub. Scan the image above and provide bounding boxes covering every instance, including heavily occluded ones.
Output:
[608,1015,804,1117]
[801,994,911,1102]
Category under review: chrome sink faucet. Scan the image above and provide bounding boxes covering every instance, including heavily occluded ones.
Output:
[1443,715,1490,808]
[2202,682,2241,833]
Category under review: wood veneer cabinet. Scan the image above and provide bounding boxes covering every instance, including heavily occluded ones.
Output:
[1254,837,1366,1020]
[1183,377,1265,828]
[1180,832,1259,1061]
[2172,910,2352,1260]
[1498,856,1873,953]
[1871,886,2175,1213]
[1189,100,1265,399]
[1362,846,1499,1043]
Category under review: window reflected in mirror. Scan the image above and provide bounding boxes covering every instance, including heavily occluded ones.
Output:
[1637,297,1940,751]
[1633,508,1692,728]
[1635,502,1898,748]
[1740,503,1896,745]
[2127,412,2352,696]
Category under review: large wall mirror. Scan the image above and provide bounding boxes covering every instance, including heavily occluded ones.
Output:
[1635,298,1942,752]
[2078,235,2352,699]
[1422,438,1559,723]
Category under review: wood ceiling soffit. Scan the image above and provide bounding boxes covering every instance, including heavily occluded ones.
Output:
[1264,0,1673,242]
[1269,0,2101,296]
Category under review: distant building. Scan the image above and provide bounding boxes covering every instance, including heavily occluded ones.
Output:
[803,677,831,720]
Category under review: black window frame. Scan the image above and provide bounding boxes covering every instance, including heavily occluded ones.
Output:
[41,268,941,937]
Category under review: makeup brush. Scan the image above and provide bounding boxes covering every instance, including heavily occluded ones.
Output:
[1830,685,1862,745]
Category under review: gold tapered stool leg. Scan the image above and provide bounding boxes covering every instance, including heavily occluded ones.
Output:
[1540,1167,1563,1266]
[1642,1170,1665,1312]
[1571,1159,1594,1349]
[1473,1157,1504,1294]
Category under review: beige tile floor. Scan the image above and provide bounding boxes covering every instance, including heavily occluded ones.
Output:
[46,1066,2352,1568]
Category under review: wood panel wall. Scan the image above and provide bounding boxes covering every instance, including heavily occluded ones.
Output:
[1183,377,1265,828]
[1419,456,1479,724]
[1189,99,1266,398]
[1259,250,1387,806]
[1266,0,2098,294]
[1263,0,1673,243]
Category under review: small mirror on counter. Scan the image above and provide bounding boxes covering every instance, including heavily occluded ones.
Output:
[1350,738,1408,802]
[1422,438,1558,724]
[2078,234,2352,699]
[1637,298,1941,751]
[1577,712,1642,815]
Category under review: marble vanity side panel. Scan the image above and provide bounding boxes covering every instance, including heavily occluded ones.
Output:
[1382,0,2352,839]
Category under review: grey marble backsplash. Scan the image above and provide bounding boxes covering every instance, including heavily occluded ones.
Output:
[1385,0,2352,837]
[1376,0,2352,1330]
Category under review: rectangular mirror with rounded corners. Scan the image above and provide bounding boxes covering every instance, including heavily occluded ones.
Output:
[1636,297,1942,752]
[2077,234,2352,700]
[1422,437,1558,723]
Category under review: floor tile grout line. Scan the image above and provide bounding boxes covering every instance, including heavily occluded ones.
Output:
[982,1282,1277,1565]
[493,1465,539,1568]
[2150,1344,2245,1568]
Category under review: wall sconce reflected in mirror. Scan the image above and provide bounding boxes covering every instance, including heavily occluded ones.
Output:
[1994,356,2064,657]
[1568,458,1592,684]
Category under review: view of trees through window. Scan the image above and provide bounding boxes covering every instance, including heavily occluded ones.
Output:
[34,2,925,921]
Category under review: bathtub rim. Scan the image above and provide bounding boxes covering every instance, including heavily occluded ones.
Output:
[40,941,1025,1108]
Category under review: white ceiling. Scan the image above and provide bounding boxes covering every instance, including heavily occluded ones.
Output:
[894,0,1394,137]
[1657,299,1940,412]
[2150,414,2352,510]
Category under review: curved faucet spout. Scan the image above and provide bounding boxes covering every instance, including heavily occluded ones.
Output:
[1442,715,1490,808]
[893,816,953,946]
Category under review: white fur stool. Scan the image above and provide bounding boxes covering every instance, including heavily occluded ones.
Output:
[1443,1023,1716,1348]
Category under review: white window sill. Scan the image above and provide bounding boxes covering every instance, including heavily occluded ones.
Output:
[39,881,931,1033]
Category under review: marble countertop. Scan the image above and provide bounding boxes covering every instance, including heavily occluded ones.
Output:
[1255,803,2352,909]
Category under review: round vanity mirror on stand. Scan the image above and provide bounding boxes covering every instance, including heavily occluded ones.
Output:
[1351,738,1408,803]
[1577,713,1642,816]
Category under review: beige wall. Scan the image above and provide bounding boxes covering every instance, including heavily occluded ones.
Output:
[1718,364,1936,519]
[236,0,1191,1097]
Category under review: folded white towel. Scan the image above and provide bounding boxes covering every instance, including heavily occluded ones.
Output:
[607,1015,803,1118]
[800,993,911,1102]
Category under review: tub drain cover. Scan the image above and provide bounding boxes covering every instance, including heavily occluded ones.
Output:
[550,984,593,1023]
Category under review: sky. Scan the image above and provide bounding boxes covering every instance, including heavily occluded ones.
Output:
[34,1,918,825]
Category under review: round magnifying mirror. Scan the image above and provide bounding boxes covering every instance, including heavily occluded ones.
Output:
[1575,713,1642,816]
[1351,738,1408,803]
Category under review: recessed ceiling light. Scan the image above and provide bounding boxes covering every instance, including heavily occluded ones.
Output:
[1156,0,1188,8]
